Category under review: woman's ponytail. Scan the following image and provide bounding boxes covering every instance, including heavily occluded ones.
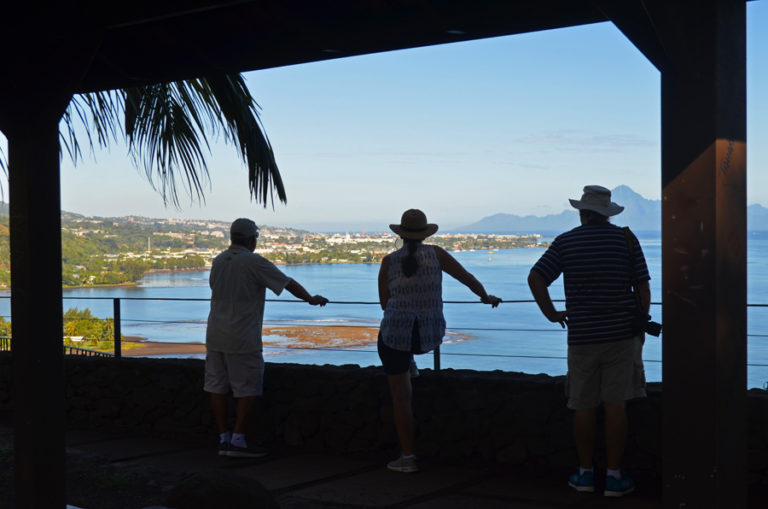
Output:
[402,238,421,277]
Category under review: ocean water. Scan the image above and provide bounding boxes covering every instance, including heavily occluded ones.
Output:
[1,231,767,388]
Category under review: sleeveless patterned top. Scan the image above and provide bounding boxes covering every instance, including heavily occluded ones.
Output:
[379,244,445,352]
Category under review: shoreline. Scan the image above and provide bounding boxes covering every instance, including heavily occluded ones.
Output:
[62,282,139,289]
[3,245,548,291]
[145,267,209,274]
[122,340,206,356]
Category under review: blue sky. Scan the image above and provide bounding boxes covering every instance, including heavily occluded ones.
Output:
[3,3,766,231]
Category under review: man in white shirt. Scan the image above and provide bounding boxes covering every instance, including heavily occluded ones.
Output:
[205,218,328,458]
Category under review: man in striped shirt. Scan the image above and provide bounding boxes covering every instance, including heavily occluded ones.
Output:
[528,185,650,498]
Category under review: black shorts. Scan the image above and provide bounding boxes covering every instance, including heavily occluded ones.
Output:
[378,321,422,375]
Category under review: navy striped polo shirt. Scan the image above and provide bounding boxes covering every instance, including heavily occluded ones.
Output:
[531,223,650,345]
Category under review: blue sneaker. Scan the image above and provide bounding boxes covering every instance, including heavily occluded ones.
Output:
[568,470,595,493]
[604,474,635,497]
[226,442,269,458]
[217,441,230,456]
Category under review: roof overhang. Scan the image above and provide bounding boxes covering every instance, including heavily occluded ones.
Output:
[1,0,607,94]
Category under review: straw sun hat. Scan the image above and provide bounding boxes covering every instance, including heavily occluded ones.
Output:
[568,185,624,217]
[390,209,439,239]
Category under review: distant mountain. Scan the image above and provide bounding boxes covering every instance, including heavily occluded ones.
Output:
[455,210,579,233]
[2,190,767,234]
[455,186,768,232]
[610,185,661,230]
[749,204,768,229]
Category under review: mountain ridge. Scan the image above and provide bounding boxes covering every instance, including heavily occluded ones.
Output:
[2,190,767,233]
[454,185,768,232]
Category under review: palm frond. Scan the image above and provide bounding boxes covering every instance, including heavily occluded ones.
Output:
[61,90,124,165]
[203,75,286,207]
[56,74,285,209]
[124,82,211,207]
[124,75,286,208]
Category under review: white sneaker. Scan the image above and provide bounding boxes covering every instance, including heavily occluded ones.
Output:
[387,455,418,473]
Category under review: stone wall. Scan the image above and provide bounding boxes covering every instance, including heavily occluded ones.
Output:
[0,353,766,480]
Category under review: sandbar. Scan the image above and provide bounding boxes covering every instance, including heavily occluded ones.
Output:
[121,325,470,357]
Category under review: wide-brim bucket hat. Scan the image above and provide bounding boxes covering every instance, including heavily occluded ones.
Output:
[568,185,624,217]
[390,209,439,239]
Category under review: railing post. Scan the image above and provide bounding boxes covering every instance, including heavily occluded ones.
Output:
[113,298,121,359]
[433,345,440,371]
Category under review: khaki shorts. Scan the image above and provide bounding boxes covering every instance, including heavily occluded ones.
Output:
[566,336,646,410]
[204,350,265,398]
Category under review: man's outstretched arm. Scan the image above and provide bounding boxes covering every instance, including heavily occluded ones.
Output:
[527,270,567,328]
[285,279,328,306]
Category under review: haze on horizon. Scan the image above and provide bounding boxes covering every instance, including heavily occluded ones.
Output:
[1,3,766,232]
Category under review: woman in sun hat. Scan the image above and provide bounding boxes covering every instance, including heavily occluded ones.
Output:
[378,208,502,473]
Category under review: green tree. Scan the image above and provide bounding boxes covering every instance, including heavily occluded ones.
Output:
[63,307,95,322]
[62,308,117,344]
[0,317,11,337]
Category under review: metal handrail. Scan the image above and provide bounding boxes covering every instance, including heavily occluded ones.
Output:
[0,335,112,357]
[1,296,768,370]
[63,345,114,358]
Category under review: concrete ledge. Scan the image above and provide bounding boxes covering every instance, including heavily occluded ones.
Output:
[0,353,766,482]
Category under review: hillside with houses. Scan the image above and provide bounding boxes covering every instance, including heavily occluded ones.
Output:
[0,209,544,289]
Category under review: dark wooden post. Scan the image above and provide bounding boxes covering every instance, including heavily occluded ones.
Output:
[600,1,746,507]
[3,103,70,508]
[659,3,747,505]
[0,17,97,503]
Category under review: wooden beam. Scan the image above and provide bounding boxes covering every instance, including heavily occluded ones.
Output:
[595,0,670,71]
[646,1,746,507]
[598,1,748,506]
[75,0,607,92]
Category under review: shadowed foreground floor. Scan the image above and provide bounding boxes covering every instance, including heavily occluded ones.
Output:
[0,419,765,508]
[0,419,664,508]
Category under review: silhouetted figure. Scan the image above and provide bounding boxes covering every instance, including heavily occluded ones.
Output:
[528,186,650,497]
[205,218,328,458]
[378,209,501,472]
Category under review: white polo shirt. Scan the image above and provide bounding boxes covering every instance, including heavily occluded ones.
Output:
[206,245,291,353]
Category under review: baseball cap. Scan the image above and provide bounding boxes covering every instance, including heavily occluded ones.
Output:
[230,218,259,240]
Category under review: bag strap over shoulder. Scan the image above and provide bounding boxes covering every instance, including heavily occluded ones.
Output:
[623,227,643,312]
[622,226,634,254]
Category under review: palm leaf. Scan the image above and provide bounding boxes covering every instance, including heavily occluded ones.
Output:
[204,75,286,206]
[0,74,286,208]
[123,75,286,208]
[124,81,212,206]
[61,90,123,165]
